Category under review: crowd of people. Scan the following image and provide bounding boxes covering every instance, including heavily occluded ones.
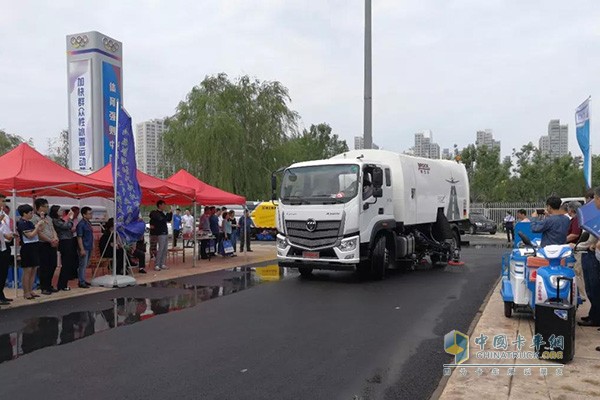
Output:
[197,205,254,259]
[0,197,259,304]
[0,197,93,302]
[506,191,600,351]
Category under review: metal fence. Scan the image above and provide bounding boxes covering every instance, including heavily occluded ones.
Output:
[470,202,545,228]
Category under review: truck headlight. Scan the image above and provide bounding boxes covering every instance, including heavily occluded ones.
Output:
[549,275,569,290]
[277,236,288,249]
[339,238,358,252]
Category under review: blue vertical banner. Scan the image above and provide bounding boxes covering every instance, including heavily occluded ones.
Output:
[103,61,122,165]
[113,106,145,243]
[576,97,592,189]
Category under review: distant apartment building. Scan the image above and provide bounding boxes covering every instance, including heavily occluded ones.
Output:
[475,129,501,151]
[539,119,568,158]
[354,136,379,150]
[135,119,166,178]
[413,130,440,159]
[539,135,550,155]
[442,148,451,160]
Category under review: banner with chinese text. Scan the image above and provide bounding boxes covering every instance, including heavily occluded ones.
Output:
[102,61,122,165]
[113,106,145,243]
[68,59,92,170]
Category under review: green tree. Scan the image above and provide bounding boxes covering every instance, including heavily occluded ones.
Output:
[0,129,28,154]
[509,143,586,201]
[458,144,510,202]
[281,123,349,164]
[163,73,300,200]
[47,129,69,167]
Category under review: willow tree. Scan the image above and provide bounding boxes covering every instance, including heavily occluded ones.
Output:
[163,74,299,200]
[0,129,28,155]
[280,123,349,163]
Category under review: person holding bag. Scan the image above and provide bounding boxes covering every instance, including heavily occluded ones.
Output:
[17,204,45,300]
[51,205,77,291]
[221,211,234,257]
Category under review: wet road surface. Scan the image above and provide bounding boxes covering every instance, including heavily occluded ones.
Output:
[0,247,502,400]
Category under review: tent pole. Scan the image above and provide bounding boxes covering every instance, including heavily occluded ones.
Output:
[12,189,17,298]
[193,201,197,268]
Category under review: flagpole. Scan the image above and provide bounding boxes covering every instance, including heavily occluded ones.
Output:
[91,102,137,288]
[575,95,594,189]
[112,100,119,285]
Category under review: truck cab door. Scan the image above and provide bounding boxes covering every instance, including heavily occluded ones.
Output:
[359,166,392,242]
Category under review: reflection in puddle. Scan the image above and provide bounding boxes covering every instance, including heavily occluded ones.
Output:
[470,244,511,249]
[0,266,284,364]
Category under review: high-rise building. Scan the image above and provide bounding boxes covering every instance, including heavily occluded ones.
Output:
[354,136,379,150]
[135,119,166,178]
[413,130,440,159]
[442,148,451,160]
[539,135,550,156]
[475,129,501,151]
[354,136,364,150]
[539,119,568,158]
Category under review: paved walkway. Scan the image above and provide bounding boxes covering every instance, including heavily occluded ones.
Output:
[2,244,277,310]
[436,280,600,400]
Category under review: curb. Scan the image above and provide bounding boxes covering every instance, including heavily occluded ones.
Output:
[429,276,501,400]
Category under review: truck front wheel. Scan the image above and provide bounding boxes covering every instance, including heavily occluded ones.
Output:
[371,236,388,280]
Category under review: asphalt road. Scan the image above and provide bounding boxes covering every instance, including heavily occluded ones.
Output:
[0,245,503,400]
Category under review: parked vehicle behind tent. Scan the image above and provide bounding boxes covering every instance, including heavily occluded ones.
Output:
[251,201,277,240]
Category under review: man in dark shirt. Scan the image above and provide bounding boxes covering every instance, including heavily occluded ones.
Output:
[530,196,571,247]
[149,200,172,271]
[209,206,220,237]
[566,201,582,244]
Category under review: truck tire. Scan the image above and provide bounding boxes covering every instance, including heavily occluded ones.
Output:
[504,301,513,318]
[298,267,313,278]
[371,236,388,280]
[430,253,443,267]
[454,229,461,245]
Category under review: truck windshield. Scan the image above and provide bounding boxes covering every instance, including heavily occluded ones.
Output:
[280,164,360,204]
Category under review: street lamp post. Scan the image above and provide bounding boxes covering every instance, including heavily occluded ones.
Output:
[363,0,372,150]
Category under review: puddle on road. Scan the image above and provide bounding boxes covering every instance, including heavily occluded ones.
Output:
[468,243,511,249]
[0,265,287,364]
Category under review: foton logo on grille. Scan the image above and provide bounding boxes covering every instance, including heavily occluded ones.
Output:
[306,219,317,232]
[417,163,430,174]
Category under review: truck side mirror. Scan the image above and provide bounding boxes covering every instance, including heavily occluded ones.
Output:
[373,187,383,198]
[271,174,277,201]
[372,167,383,188]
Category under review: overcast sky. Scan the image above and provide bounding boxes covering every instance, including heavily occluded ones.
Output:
[1,0,599,158]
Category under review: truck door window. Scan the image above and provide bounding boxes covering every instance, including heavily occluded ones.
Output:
[363,168,374,200]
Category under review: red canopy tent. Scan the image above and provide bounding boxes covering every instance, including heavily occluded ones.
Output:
[0,143,115,299]
[167,169,245,205]
[0,143,113,197]
[88,163,196,205]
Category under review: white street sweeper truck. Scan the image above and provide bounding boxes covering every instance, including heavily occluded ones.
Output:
[272,149,470,279]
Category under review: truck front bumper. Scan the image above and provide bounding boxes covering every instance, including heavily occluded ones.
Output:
[276,234,361,269]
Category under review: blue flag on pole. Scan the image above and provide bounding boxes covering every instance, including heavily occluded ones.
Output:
[112,106,145,243]
[576,97,591,189]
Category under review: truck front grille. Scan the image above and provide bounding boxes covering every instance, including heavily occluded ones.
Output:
[285,220,341,249]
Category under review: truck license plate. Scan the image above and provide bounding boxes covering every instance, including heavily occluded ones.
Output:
[302,251,319,259]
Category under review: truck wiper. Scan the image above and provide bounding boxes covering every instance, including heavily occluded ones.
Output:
[309,195,345,204]
[282,196,307,205]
